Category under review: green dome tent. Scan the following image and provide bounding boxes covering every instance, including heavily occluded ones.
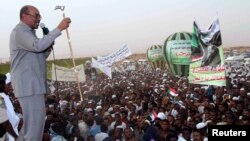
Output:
[163,32,192,76]
[147,45,166,70]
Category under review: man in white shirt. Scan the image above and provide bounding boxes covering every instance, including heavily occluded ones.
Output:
[0,74,19,141]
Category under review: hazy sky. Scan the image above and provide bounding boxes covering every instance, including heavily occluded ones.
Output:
[1,0,250,62]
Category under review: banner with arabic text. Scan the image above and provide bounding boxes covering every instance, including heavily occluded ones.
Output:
[51,64,86,82]
[188,17,226,86]
[167,40,192,65]
[96,44,132,67]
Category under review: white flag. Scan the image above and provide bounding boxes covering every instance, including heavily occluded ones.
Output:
[96,44,132,67]
[91,58,112,78]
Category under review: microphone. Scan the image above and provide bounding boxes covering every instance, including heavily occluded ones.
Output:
[40,23,54,51]
[40,23,49,35]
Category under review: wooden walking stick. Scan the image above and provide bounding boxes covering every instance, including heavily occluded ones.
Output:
[55,5,83,101]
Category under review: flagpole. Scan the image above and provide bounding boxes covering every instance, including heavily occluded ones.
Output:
[55,6,83,101]
[216,11,219,18]
[52,49,59,100]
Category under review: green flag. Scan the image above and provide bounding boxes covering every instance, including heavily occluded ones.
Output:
[188,17,226,86]
[191,21,199,48]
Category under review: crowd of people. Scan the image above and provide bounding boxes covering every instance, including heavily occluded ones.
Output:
[1,3,249,141]
[1,62,250,141]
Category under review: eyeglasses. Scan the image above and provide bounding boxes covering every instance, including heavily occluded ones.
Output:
[25,13,41,19]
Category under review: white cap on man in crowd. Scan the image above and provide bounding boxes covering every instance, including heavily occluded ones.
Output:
[5,72,11,84]
[112,95,116,99]
[209,103,215,108]
[96,106,102,110]
[49,104,54,108]
[85,60,91,65]
[196,122,206,129]
[196,120,212,129]
[232,97,239,101]
[157,112,166,120]
[87,108,93,112]
[108,107,113,112]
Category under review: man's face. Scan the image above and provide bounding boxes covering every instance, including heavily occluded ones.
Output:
[23,7,41,29]
[87,63,91,68]
[182,129,191,140]
[115,114,121,122]
[193,131,203,141]
[160,120,169,130]
[124,128,133,139]
[210,111,217,121]
[242,109,249,117]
